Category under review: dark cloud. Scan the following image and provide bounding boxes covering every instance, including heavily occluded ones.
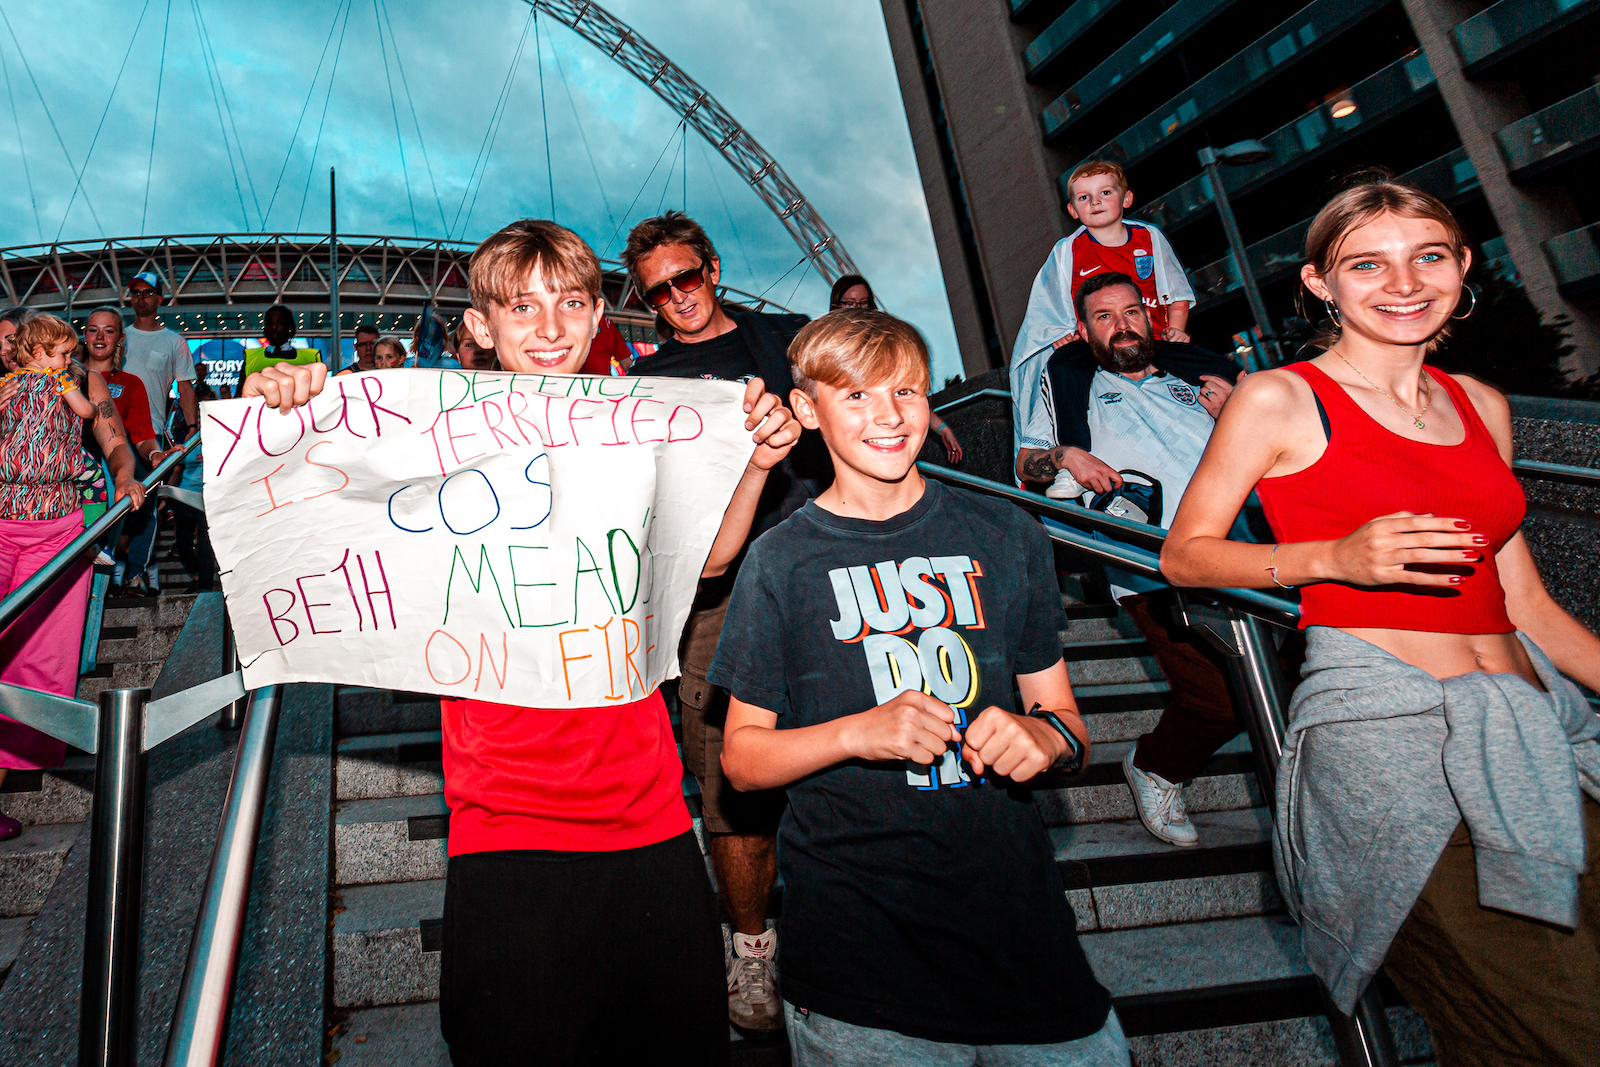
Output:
[0,0,962,380]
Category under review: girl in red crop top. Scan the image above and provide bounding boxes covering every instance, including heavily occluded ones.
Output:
[1160,182,1600,1065]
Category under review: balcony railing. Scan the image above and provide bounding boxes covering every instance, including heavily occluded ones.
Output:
[1139,52,1437,235]
[1545,222,1600,296]
[1025,0,1124,79]
[1452,0,1600,76]
[1496,84,1600,180]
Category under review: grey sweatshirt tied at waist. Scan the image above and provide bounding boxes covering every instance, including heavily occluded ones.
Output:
[1274,626,1600,1012]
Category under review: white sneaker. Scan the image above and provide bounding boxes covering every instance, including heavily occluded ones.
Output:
[1044,469,1086,500]
[727,929,782,1034]
[1123,748,1198,847]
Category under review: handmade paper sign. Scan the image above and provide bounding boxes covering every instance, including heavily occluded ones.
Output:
[203,370,756,707]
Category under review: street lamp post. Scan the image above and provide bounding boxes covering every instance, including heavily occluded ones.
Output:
[1197,140,1278,367]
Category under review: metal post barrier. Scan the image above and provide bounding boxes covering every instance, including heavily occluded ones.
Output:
[79,688,150,1067]
[218,617,245,731]
[163,686,282,1067]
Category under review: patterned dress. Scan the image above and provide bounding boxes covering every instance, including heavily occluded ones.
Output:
[0,370,87,521]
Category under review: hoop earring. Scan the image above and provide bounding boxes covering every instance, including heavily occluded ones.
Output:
[1452,285,1477,320]
[1323,299,1342,327]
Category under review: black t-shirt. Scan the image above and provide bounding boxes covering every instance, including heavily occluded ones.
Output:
[639,325,760,383]
[706,480,1111,1044]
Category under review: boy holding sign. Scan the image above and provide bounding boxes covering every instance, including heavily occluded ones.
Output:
[710,311,1128,1065]
[244,220,799,1065]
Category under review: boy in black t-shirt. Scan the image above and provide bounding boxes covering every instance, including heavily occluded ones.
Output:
[709,311,1128,1064]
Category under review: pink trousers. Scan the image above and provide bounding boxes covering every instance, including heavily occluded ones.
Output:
[0,510,90,769]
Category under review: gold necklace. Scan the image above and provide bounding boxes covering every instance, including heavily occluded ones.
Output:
[1333,351,1432,430]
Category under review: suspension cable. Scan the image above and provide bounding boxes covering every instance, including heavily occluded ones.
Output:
[454,6,536,239]
[261,0,347,228]
[378,0,447,236]
[295,0,355,230]
[602,119,685,259]
[547,28,615,233]
[139,0,173,234]
[699,138,755,284]
[654,124,685,215]
[757,253,808,302]
[0,40,42,242]
[0,5,104,236]
[191,0,261,226]
[55,0,153,242]
[534,6,554,218]
[371,0,416,236]
[188,0,251,229]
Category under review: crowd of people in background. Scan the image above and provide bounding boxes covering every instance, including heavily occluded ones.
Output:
[0,163,1595,1067]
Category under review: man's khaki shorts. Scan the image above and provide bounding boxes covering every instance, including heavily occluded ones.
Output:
[678,593,787,836]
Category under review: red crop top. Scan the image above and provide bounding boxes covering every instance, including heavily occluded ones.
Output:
[1254,362,1525,633]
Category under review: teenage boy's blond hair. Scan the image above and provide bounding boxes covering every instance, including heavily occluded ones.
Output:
[1066,159,1129,195]
[788,309,931,397]
[469,219,602,310]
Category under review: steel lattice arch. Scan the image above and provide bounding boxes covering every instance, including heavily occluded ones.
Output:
[526,0,857,283]
[0,233,792,340]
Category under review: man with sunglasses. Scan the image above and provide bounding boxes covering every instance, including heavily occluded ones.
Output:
[623,212,826,1038]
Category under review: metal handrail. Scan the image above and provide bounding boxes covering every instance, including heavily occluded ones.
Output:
[1512,458,1600,488]
[932,387,1011,415]
[916,463,1301,628]
[163,686,283,1067]
[0,436,198,633]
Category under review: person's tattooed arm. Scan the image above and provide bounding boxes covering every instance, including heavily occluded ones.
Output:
[1017,446,1066,483]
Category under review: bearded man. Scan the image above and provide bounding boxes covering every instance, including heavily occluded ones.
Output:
[1013,271,1283,852]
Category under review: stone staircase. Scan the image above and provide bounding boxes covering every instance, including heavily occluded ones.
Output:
[0,521,1441,1065]
[322,570,1438,1065]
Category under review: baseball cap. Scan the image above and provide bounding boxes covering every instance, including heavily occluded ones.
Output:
[129,270,164,295]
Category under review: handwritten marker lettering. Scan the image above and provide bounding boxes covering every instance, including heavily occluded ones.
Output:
[204,372,753,707]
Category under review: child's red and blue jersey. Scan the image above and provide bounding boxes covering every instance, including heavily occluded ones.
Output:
[1069,223,1171,333]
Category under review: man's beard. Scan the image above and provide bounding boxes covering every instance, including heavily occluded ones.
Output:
[1089,328,1155,375]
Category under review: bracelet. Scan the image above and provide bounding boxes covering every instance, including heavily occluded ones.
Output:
[1265,544,1295,589]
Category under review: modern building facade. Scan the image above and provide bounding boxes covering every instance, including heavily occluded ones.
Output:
[881,0,1600,378]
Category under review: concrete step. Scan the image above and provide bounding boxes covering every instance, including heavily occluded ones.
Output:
[75,659,164,702]
[1061,639,1162,686]
[100,593,198,628]
[337,687,443,737]
[1071,680,1171,743]
[1082,913,1434,1063]
[337,731,445,801]
[333,879,445,1008]
[1033,737,1262,826]
[1052,809,1279,932]
[0,823,81,918]
[1060,609,1140,644]
[0,760,94,826]
[93,624,184,664]
[0,914,32,982]
[335,795,449,886]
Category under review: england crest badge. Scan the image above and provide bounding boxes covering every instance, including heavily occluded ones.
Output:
[1133,248,1154,280]
[1167,380,1197,405]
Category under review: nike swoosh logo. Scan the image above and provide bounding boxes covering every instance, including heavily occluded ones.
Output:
[1079,266,1102,276]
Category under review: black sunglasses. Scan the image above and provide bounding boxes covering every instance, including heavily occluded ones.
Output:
[643,265,706,309]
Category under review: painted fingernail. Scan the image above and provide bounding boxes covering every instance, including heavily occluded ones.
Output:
[1471,535,1488,545]
[1449,575,1464,584]
[1454,521,1472,530]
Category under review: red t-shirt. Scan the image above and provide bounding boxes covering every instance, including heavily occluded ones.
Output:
[101,370,156,444]
[441,689,691,855]
[1069,224,1170,334]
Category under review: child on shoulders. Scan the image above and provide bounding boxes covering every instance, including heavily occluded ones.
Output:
[712,310,1127,1065]
[1013,160,1196,459]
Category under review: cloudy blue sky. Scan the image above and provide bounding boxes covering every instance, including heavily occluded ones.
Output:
[0,0,963,382]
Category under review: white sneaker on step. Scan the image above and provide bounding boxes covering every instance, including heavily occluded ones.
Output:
[727,929,782,1034]
[1123,748,1198,847]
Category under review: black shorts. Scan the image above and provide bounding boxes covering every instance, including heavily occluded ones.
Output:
[439,832,728,1066]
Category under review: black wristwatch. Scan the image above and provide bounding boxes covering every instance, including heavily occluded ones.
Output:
[1026,705,1085,774]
